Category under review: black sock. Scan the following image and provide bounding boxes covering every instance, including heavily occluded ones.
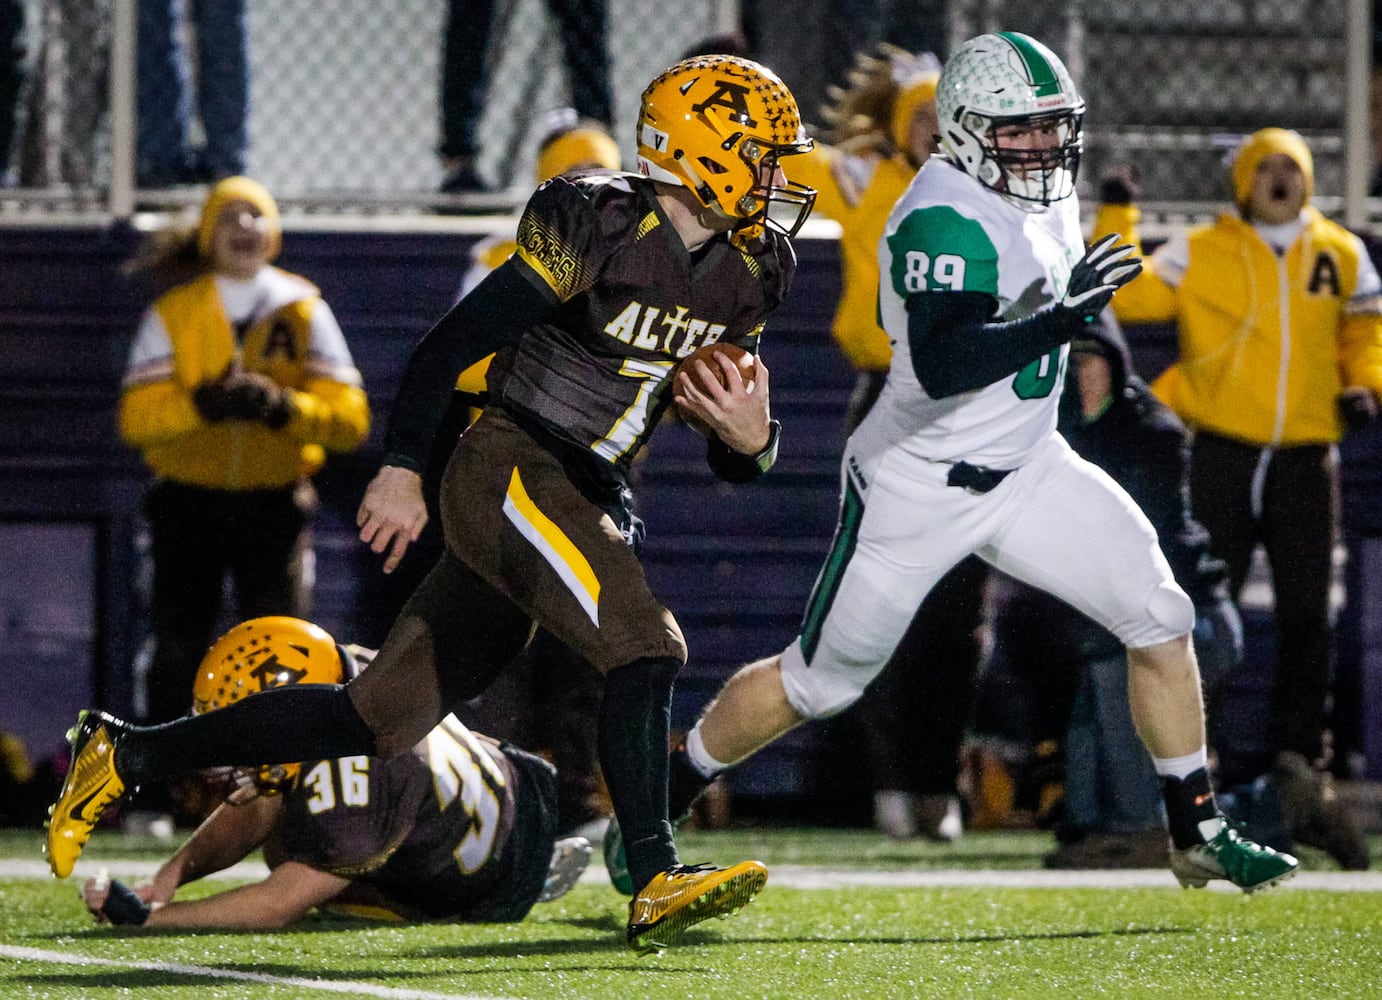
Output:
[668,739,714,824]
[598,656,680,892]
[1160,767,1220,850]
[116,685,377,786]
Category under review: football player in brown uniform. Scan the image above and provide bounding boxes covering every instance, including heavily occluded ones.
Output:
[49,55,817,953]
[80,618,590,929]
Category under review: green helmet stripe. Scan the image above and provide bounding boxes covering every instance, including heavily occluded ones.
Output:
[999,32,1060,97]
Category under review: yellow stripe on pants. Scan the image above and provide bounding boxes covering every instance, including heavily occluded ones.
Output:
[502,467,601,626]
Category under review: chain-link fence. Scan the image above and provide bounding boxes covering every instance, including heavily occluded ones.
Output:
[947,0,1361,221]
[242,0,745,202]
[0,0,1371,222]
[1083,1,1349,207]
[1,0,741,212]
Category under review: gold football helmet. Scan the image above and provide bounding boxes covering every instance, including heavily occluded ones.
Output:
[636,55,816,238]
[192,616,348,793]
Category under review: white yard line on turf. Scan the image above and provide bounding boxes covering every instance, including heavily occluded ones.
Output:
[0,858,271,880]
[764,865,1382,892]
[0,945,498,1000]
[6,859,1378,891]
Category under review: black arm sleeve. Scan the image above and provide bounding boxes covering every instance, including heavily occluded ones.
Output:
[908,290,1086,399]
[705,419,781,484]
[101,879,152,926]
[382,258,558,471]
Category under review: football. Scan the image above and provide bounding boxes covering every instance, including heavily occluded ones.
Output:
[676,341,755,394]
[673,342,756,435]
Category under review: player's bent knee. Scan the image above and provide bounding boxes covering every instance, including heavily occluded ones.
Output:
[1145,581,1195,639]
[780,650,869,720]
[783,679,861,720]
[1116,580,1195,650]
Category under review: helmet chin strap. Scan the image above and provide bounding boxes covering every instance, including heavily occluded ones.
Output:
[695,201,739,233]
[674,148,719,209]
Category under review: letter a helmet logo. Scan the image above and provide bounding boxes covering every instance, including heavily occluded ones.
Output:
[690,80,758,128]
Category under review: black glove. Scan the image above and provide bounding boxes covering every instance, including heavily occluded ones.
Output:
[101,879,151,926]
[1338,388,1379,429]
[191,380,237,423]
[1099,165,1141,205]
[1059,233,1143,323]
[223,374,294,429]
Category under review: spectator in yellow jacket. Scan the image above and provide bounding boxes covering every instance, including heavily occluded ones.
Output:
[119,176,370,822]
[1092,128,1382,869]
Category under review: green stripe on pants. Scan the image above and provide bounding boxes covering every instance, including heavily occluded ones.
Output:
[800,476,865,662]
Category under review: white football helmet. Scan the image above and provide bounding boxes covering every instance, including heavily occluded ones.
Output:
[935,32,1084,207]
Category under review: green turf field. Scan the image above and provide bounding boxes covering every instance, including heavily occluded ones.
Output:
[2,826,1380,999]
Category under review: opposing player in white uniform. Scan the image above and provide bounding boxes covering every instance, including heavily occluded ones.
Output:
[658,31,1297,892]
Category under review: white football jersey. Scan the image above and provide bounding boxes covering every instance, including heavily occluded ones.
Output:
[870,156,1085,468]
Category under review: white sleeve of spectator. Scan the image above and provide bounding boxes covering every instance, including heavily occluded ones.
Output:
[1148,229,1190,289]
[123,307,175,385]
[1346,235,1382,315]
[305,299,364,383]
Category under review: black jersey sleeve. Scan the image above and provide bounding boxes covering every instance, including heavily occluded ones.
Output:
[382,259,557,472]
[907,290,1085,398]
[514,174,623,303]
[706,417,781,482]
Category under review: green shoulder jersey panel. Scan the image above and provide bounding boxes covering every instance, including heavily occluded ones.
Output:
[886,205,999,300]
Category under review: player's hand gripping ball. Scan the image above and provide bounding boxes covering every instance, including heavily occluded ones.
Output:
[673,342,756,434]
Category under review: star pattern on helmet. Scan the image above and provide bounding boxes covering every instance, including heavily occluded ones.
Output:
[745,78,799,144]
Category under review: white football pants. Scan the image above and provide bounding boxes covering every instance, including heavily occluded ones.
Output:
[779,430,1194,719]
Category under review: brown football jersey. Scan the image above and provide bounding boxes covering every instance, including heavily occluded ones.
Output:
[266,716,557,922]
[492,170,796,473]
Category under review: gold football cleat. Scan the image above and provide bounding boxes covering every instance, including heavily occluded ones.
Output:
[626,860,768,954]
[45,710,127,878]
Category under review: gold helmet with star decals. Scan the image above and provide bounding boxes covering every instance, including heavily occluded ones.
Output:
[636,54,816,238]
[192,616,351,792]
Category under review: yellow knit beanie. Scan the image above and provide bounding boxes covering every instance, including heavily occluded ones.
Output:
[198,176,282,261]
[1230,128,1314,209]
[536,127,621,183]
[890,72,939,152]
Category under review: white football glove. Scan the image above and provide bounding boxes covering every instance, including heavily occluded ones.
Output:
[1060,233,1142,320]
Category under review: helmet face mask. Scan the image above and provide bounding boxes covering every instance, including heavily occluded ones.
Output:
[637,55,817,238]
[982,107,1084,204]
[192,616,347,794]
[937,32,1085,209]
